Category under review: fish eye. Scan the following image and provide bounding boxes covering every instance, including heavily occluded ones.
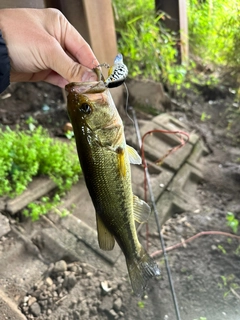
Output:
[79,103,92,114]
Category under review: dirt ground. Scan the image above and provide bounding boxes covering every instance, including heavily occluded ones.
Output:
[0,79,240,320]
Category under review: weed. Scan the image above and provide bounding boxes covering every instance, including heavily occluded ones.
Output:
[137,301,145,309]
[113,0,185,86]
[0,124,81,220]
[226,212,239,234]
[234,245,240,256]
[200,112,211,122]
[188,0,240,66]
[217,245,226,254]
[23,195,71,221]
[65,130,74,140]
[219,274,240,298]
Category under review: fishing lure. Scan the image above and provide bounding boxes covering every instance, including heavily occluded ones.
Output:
[103,53,128,88]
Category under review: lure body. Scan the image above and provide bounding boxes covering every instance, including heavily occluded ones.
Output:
[104,53,128,88]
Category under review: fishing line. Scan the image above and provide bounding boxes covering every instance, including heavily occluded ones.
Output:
[129,106,182,320]
[123,83,134,124]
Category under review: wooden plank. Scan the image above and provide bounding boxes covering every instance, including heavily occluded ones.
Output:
[6,177,56,214]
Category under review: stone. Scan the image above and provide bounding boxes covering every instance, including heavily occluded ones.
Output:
[90,306,98,315]
[127,79,168,112]
[45,277,53,287]
[29,302,41,317]
[72,310,81,320]
[113,297,122,311]
[99,295,114,311]
[47,309,52,315]
[67,273,77,290]
[28,296,37,306]
[0,213,10,238]
[53,260,67,273]
[108,308,119,319]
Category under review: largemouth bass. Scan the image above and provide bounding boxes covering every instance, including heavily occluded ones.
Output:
[66,81,160,295]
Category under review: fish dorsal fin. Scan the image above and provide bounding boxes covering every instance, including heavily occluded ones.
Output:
[96,213,115,251]
[126,145,142,165]
[133,195,151,223]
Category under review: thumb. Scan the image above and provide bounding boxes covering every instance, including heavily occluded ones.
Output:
[47,43,98,83]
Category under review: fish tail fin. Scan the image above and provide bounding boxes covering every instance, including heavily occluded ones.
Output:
[126,247,160,296]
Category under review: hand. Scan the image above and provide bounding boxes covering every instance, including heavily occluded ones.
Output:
[0,8,99,87]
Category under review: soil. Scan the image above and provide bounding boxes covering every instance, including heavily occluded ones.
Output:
[0,79,240,320]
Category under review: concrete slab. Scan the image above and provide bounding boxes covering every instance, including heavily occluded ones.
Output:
[131,160,173,201]
[60,215,121,264]
[187,139,209,170]
[168,163,203,203]
[57,178,97,230]
[152,113,199,145]
[150,190,192,228]
[130,120,193,171]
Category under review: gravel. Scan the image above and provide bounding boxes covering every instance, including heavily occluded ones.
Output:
[20,260,125,320]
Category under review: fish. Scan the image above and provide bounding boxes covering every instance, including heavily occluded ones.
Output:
[66,81,160,295]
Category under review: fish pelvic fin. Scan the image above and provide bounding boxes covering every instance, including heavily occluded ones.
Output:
[126,247,160,296]
[133,195,151,223]
[96,213,115,251]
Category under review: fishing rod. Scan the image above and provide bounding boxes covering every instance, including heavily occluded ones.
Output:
[129,106,182,320]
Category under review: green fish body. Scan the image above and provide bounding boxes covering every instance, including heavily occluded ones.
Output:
[66,81,160,295]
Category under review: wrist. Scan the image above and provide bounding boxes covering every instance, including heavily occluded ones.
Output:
[0,30,10,93]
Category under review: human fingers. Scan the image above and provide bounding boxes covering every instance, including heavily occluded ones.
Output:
[43,39,98,84]
[43,66,98,87]
[46,9,99,69]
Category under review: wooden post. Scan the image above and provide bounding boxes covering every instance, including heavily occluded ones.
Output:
[155,0,189,63]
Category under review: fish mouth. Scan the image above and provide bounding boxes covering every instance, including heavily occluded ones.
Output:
[65,81,106,95]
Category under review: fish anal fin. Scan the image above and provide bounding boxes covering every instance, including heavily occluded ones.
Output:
[126,145,142,165]
[96,213,115,251]
[133,195,151,223]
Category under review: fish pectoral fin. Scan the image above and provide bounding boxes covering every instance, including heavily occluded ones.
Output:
[96,213,115,251]
[133,195,151,223]
[126,145,142,165]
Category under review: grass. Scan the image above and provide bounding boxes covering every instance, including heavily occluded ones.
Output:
[113,0,240,91]
[187,0,240,66]
[113,0,186,86]
[0,123,81,220]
